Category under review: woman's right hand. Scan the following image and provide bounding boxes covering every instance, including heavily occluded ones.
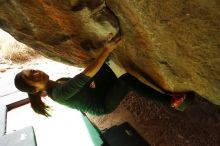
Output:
[83,36,121,77]
[104,37,121,52]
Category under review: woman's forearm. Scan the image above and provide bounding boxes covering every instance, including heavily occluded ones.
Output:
[83,37,121,77]
[82,47,112,77]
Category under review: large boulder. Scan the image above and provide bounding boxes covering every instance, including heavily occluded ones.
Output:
[0,0,220,105]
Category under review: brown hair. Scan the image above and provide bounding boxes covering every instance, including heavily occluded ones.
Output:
[14,72,36,93]
[14,71,51,117]
[28,92,51,117]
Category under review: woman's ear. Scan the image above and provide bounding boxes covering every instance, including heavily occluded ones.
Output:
[31,89,39,94]
[40,91,48,97]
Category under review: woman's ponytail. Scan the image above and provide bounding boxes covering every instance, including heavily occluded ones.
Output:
[28,92,51,117]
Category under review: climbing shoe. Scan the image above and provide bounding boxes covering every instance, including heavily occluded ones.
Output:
[170,92,193,111]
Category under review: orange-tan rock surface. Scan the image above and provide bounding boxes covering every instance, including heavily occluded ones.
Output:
[0,0,220,105]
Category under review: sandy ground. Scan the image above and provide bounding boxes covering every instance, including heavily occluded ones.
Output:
[1,56,220,146]
[87,91,220,146]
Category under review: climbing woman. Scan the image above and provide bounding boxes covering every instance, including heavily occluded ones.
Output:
[14,37,192,117]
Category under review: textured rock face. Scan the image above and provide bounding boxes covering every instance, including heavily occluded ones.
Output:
[0,0,119,66]
[0,0,220,105]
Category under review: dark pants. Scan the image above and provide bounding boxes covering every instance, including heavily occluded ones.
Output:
[89,64,171,114]
[119,74,170,105]
[104,73,171,113]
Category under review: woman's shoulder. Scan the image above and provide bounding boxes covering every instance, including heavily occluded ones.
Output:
[56,77,71,83]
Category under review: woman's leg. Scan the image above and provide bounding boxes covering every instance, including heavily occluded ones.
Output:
[118,73,194,111]
[103,79,130,114]
[118,73,171,107]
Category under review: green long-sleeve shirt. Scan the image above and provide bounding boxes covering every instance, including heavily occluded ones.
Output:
[47,64,125,115]
[48,73,103,115]
[51,73,90,101]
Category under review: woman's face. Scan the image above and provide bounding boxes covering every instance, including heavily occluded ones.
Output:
[21,69,49,92]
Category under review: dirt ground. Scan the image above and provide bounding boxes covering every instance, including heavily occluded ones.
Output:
[87,91,220,146]
[1,56,220,146]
